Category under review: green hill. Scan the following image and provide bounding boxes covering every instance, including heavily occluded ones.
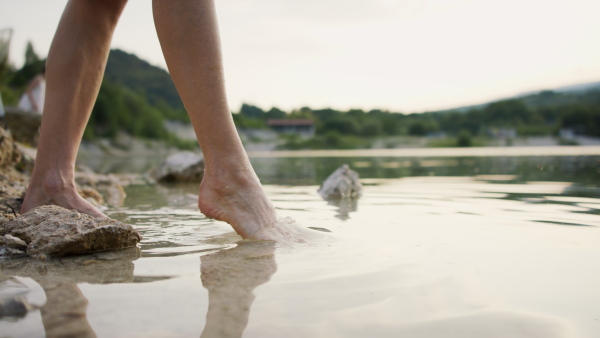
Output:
[432,81,600,114]
[104,49,183,110]
[84,49,193,148]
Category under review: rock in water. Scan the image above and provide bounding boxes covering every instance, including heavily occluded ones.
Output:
[0,205,141,259]
[318,164,362,199]
[153,151,204,182]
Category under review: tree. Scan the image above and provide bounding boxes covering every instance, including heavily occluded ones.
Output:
[24,41,40,66]
[408,122,426,136]
[456,129,472,147]
[240,103,265,119]
[321,117,359,135]
[265,107,286,119]
[361,121,382,137]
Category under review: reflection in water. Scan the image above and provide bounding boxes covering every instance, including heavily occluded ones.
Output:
[200,241,277,338]
[1,241,278,338]
[39,281,96,338]
[79,151,600,187]
[326,197,359,220]
[0,248,140,337]
[3,151,599,336]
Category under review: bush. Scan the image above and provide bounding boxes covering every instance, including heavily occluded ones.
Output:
[456,129,472,147]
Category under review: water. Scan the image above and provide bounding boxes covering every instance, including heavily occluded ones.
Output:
[2,148,600,337]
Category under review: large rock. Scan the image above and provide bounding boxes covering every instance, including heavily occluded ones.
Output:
[0,205,141,259]
[318,164,362,199]
[153,151,204,182]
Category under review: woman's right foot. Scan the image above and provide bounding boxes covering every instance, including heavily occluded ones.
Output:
[197,165,322,243]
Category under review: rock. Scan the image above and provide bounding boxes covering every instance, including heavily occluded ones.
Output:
[14,143,35,173]
[153,151,204,182]
[1,234,27,249]
[0,205,141,259]
[0,127,31,216]
[0,126,34,216]
[318,164,362,199]
[0,297,34,318]
[3,107,42,146]
[0,232,29,258]
[0,125,22,168]
[75,172,127,207]
[77,187,105,207]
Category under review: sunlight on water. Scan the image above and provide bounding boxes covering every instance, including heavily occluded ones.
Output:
[2,153,600,338]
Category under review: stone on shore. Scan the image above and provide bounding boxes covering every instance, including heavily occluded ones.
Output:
[75,171,127,207]
[3,107,42,146]
[318,164,362,199]
[153,151,204,182]
[0,124,22,168]
[0,205,141,259]
[0,126,30,216]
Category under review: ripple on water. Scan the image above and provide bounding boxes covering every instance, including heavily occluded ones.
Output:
[3,175,598,337]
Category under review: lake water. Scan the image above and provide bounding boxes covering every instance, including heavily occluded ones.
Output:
[2,147,600,337]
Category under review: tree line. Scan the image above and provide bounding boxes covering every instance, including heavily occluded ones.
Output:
[234,89,600,149]
[2,44,599,150]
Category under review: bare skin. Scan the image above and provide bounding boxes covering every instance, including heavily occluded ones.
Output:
[153,0,278,238]
[22,74,45,113]
[21,0,126,219]
[21,0,280,239]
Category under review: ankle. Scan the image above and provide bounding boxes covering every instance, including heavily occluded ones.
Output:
[38,172,77,197]
[204,163,258,187]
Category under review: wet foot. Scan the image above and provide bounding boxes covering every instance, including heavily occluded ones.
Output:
[198,168,318,242]
[248,217,326,244]
[198,168,278,239]
[21,179,105,218]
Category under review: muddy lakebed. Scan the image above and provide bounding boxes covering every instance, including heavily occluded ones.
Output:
[2,148,600,338]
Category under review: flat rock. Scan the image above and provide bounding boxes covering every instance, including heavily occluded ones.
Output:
[1,234,27,249]
[318,164,363,199]
[153,151,204,182]
[0,205,141,259]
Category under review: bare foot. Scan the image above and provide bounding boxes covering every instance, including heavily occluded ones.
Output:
[198,167,278,239]
[21,176,105,218]
[198,167,325,243]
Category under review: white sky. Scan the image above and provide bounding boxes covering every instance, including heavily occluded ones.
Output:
[1,0,600,113]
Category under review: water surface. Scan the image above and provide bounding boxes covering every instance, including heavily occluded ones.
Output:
[2,149,600,337]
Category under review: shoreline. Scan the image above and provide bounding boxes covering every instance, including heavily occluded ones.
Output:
[247,145,600,158]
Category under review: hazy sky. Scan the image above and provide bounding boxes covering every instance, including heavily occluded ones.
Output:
[2,0,600,112]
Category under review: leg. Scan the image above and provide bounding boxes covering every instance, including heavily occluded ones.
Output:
[152,0,278,238]
[21,0,128,217]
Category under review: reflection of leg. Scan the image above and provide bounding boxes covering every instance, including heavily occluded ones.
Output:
[152,0,278,239]
[39,282,96,338]
[200,241,277,338]
[21,0,128,218]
